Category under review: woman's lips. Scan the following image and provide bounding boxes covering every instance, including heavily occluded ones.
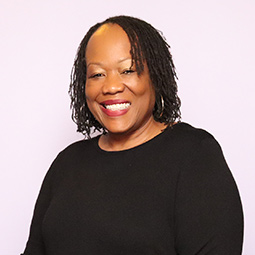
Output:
[100,99,131,117]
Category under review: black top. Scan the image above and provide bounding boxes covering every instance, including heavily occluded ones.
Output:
[22,123,243,255]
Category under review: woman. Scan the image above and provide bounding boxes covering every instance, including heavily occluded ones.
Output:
[22,15,243,254]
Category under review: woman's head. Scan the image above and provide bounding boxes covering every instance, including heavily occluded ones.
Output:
[69,15,181,138]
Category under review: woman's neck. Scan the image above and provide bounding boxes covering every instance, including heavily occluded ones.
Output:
[98,120,167,151]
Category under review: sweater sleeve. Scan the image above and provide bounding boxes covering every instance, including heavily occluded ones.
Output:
[22,153,63,255]
[174,136,243,255]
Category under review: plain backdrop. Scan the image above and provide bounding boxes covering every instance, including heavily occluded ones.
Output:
[0,0,254,254]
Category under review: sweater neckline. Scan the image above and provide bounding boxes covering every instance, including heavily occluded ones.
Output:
[92,122,183,154]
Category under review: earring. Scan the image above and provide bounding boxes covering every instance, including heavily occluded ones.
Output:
[80,105,84,112]
[160,95,164,117]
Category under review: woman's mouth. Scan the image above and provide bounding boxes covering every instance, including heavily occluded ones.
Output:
[100,100,131,116]
[104,103,131,111]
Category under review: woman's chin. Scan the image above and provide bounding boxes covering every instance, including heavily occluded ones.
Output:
[103,125,132,136]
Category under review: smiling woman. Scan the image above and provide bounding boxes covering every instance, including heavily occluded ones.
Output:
[69,16,181,141]
[22,15,243,255]
[85,24,161,151]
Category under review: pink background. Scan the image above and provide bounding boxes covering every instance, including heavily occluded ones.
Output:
[0,0,254,254]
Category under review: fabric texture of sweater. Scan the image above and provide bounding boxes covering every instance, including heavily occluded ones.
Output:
[22,122,243,254]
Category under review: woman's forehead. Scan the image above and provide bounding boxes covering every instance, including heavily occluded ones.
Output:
[90,23,128,43]
[93,23,116,36]
[85,24,131,62]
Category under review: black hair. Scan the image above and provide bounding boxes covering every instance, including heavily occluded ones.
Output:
[69,15,181,138]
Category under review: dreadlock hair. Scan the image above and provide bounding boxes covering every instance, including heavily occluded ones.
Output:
[69,15,181,138]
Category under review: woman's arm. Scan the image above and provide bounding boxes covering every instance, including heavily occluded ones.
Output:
[174,137,243,254]
[22,152,63,255]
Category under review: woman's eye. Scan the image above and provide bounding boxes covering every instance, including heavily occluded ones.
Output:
[122,69,135,75]
[89,73,104,79]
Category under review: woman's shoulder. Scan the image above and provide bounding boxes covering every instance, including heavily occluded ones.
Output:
[44,135,100,180]
[63,135,99,152]
[166,122,217,145]
[162,122,223,159]
[52,135,100,164]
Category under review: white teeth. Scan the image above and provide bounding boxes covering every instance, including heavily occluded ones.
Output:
[105,103,130,111]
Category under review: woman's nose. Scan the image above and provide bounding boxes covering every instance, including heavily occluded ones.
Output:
[102,73,125,94]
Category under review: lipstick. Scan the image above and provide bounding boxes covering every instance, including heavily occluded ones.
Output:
[100,99,131,117]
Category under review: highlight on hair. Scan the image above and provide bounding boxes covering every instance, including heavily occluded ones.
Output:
[69,15,181,138]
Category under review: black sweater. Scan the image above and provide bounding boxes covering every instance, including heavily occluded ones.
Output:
[22,123,243,254]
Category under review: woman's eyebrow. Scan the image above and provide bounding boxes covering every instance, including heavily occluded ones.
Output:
[87,62,102,68]
[117,57,132,63]
[87,58,132,68]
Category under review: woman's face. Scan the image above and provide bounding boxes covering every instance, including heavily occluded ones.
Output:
[85,24,156,135]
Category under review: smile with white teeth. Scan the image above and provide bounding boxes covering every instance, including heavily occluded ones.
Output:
[104,103,131,111]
